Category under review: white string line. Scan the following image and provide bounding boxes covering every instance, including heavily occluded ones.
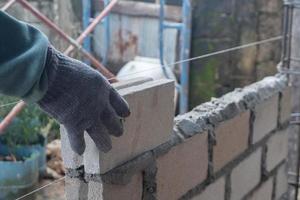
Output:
[108,35,283,81]
[15,176,66,200]
[0,35,282,108]
[0,100,21,108]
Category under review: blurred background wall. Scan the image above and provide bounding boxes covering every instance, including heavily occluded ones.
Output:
[0,0,282,108]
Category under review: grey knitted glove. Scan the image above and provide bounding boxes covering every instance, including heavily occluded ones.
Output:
[38,46,130,155]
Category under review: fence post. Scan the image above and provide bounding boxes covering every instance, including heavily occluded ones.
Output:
[284,0,300,198]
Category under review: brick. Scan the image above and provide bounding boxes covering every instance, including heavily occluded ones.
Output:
[213,111,250,172]
[83,79,175,174]
[275,164,288,200]
[65,177,88,200]
[279,87,292,124]
[156,133,208,200]
[231,149,262,200]
[266,130,288,172]
[252,95,279,143]
[60,126,83,169]
[102,173,143,200]
[191,177,225,200]
[246,178,273,200]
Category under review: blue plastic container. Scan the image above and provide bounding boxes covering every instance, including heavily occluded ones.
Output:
[0,148,39,200]
[0,135,46,175]
[19,136,47,175]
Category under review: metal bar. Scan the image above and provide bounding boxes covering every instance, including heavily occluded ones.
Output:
[159,0,191,113]
[1,0,16,11]
[163,21,183,30]
[16,0,115,80]
[281,4,290,68]
[288,4,294,70]
[102,0,111,65]
[295,119,300,200]
[292,113,300,117]
[285,0,300,7]
[24,0,104,74]
[283,2,300,199]
[82,0,92,65]
[158,0,171,80]
[159,0,165,67]
[179,0,191,114]
[0,101,26,135]
[64,0,118,55]
[293,7,300,197]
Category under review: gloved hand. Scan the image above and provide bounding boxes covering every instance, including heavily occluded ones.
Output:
[38,46,130,155]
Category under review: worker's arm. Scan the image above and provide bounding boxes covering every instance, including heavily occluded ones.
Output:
[0,11,130,155]
[0,11,48,102]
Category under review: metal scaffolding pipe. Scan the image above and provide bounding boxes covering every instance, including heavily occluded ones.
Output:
[64,0,118,55]
[0,101,26,135]
[1,0,16,11]
[17,0,115,80]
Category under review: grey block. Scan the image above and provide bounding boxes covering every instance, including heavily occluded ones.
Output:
[88,181,103,200]
[60,125,83,169]
[275,164,288,200]
[231,149,262,200]
[252,95,279,143]
[266,130,288,172]
[191,177,225,200]
[65,176,88,200]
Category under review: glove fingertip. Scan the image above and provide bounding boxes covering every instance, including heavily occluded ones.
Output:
[87,126,113,153]
[110,90,131,118]
[101,144,112,153]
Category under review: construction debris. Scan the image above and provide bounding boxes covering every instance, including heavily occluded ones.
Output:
[46,139,65,178]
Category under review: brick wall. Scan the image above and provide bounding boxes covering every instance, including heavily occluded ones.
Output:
[61,74,291,200]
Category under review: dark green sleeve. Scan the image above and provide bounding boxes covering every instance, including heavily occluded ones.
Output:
[0,11,49,103]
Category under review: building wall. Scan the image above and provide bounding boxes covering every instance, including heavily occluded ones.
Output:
[189,0,282,107]
[62,74,291,200]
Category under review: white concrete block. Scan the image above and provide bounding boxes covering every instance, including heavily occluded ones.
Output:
[84,79,175,174]
[275,164,288,200]
[231,149,262,200]
[266,130,288,172]
[192,177,225,200]
[60,125,83,169]
[252,95,279,143]
[246,178,273,200]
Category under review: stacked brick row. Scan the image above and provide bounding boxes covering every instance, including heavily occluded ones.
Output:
[61,74,291,200]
